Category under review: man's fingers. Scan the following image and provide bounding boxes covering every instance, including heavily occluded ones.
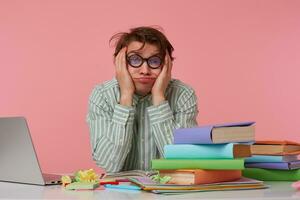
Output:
[120,47,127,71]
[161,55,168,75]
[115,47,126,72]
[162,52,170,74]
[166,51,172,74]
[115,50,121,71]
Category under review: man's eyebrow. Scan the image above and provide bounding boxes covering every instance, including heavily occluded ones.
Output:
[127,50,161,55]
[127,50,140,54]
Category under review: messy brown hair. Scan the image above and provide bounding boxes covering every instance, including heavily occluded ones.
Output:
[109,26,174,61]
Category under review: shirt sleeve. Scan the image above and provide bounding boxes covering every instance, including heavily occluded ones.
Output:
[147,90,198,157]
[86,88,135,173]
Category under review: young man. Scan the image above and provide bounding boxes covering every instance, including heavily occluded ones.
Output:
[87,26,198,173]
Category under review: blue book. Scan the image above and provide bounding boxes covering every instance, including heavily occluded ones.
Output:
[164,143,251,159]
[245,155,299,163]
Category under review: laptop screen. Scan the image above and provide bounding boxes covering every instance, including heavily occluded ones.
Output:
[0,117,45,185]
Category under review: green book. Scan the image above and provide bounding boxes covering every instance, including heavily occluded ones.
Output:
[242,168,300,181]
[151,159,244,170]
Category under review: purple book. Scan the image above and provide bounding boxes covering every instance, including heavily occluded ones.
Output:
[173,122,255,144]
[245,160,300,170]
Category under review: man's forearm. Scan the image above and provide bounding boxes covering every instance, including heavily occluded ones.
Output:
[88,103,136,172]
[120,94,133,107]
[152,93,166,106]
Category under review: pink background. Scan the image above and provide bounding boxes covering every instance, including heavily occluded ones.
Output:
[1,0,300,173]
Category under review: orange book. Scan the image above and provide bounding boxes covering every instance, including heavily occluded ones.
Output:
[251,140,300,155]
[159,169,241,185]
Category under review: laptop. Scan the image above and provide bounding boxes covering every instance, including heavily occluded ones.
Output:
[0,116,62,185]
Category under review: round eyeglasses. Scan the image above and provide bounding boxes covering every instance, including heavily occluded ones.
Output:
[126,54,162,69]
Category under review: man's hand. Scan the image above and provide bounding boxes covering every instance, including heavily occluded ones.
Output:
[151,51,172,106]
[115,47,135,107]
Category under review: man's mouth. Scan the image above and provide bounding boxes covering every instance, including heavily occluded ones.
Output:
[134,78,155,84]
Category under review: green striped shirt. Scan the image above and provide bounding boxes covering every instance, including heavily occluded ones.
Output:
[86,78,198,173]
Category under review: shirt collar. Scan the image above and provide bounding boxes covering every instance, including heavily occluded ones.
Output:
[133,93,152,106]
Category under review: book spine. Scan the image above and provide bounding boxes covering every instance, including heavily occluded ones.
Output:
[164,144,235,159]
[245,162,289,170]
[151,159,245,170]
[245,155,283,163]
[173,126,213,144]
[160,170,242,185]
[242,168,300,181]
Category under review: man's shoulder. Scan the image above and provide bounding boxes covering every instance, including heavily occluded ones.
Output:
[168,78,195,94]
[93,78,119,92]
[89,78,119,100]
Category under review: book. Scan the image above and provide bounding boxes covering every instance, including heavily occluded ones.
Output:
[129,176,267,194]
[174,122,255,144]
[245,160,300,170]
[104,170,158,179]
[151,159,245,170]
[242,168,300,181]
[164,143,251,159]
[151,185,267,194]
[251,140,300,155]
[245,155,299,163]
[158,169,241,185]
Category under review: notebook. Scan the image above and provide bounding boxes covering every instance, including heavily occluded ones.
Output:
[129,176,267,194]
[0,117,61,185]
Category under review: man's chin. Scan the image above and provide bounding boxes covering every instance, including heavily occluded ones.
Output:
[135,88,151,96]
[134,83,153,96]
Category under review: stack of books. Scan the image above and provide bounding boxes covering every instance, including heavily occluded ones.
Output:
[139,122,267,193]
[243,140,300,180]
[129,176,266,194]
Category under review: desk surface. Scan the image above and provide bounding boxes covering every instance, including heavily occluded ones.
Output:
[1,181,300,199]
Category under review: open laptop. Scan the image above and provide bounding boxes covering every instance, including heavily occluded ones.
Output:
[0,116,62,185]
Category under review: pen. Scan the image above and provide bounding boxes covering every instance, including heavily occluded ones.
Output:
[100,181,119,185]
[104,184,141,190]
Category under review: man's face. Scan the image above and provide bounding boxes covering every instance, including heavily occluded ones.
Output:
[126,41,162,96]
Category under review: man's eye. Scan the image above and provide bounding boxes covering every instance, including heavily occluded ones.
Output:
[149,57,161,64]
[131,57,140,61]
[129,55,142,62]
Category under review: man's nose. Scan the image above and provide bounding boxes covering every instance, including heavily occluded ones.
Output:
[139,62,151,74]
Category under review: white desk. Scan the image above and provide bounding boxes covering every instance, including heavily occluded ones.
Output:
[0,181,300,199]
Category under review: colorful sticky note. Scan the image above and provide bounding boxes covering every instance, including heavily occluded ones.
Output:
[65,182,100,190]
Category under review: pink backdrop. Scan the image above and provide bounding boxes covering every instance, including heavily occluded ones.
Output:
[1,0,300,173]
